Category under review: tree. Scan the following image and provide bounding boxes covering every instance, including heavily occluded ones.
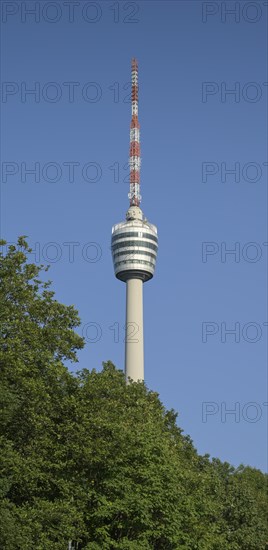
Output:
[0,238,84,548]
[1,239,267,548]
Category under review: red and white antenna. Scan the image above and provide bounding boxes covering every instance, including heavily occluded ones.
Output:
[128,58,141,207]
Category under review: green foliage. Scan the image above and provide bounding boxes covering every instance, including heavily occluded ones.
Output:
[1,239,267,548]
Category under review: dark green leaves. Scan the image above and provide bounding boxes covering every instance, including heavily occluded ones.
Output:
[0,239,267,548]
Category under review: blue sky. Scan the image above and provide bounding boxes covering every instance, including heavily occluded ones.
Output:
[1,0,267,471]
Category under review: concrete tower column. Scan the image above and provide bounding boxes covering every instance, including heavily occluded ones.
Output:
[125,278,144,382]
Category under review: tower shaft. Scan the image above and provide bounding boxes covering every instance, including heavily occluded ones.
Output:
[125,278,144,382]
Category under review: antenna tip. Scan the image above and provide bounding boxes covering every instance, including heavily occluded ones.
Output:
[131,58,138,70]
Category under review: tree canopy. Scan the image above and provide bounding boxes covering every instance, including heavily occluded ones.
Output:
[0,239,267,549]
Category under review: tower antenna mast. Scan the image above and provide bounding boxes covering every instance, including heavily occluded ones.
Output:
[129,58,141,207]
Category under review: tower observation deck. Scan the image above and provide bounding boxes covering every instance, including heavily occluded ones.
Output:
[111,59,158,382]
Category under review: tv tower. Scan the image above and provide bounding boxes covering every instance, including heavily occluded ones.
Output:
[111,58,158,382]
